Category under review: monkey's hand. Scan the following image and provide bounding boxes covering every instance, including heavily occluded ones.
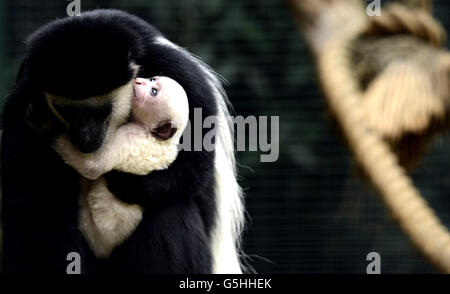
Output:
[52,136,108,180]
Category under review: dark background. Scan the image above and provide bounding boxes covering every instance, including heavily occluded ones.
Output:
[0,0,449,273]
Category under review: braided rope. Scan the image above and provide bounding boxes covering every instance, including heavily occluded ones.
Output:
[316,8,450,272]
[365,3,446,46]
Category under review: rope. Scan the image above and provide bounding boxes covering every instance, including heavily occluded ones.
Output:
[316,9,450,272]
[365,3,446,46]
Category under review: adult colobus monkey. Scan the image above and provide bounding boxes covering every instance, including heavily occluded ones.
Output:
[0,9,244,274]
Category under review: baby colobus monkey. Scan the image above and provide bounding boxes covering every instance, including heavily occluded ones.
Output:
[51,76,189,257]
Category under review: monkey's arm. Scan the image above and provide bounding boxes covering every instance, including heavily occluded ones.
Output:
[53,123,179,180]
[109,123,179,175]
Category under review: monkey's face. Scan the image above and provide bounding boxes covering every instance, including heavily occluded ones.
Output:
[40,60,138,154]
[44,79,135,153]
[131,76,189,141]
[24,14,143,153]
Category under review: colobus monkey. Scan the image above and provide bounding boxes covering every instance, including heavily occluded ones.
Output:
[1,9,244,274]
[45,76,189,258]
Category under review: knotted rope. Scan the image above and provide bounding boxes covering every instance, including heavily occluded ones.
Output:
[291,0,450,272]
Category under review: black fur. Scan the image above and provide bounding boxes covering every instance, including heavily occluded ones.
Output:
[1,10,219,273]
[59,104,113,154]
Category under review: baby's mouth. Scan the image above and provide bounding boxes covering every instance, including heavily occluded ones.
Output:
[151,120,177,141]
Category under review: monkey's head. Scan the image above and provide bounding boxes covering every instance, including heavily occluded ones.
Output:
[132,76,189,141]
[22,10,147,153]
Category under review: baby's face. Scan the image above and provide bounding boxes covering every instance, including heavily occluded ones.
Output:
[132,76,189,141]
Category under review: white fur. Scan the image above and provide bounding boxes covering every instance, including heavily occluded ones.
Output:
[76,126,184,257]
[64,77,188,257]
[154,36,245,274]
[78,178,143,258]
[109,126,182,175]
[76,129,183,257]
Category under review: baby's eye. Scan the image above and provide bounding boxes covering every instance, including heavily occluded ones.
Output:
[150,77,156,82]
[151,87,158,96]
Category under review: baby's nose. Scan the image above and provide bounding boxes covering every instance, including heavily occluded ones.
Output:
[134,77,161,101]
